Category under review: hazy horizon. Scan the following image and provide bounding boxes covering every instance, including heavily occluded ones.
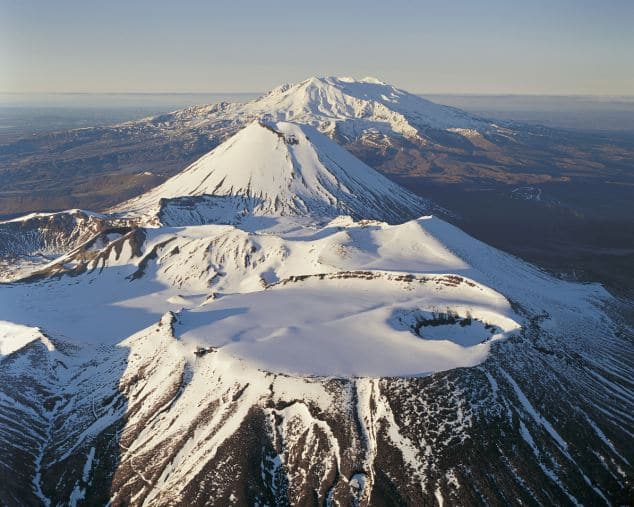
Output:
[2,0,633,96]
[2,90,634,98]
[3,91,634,136]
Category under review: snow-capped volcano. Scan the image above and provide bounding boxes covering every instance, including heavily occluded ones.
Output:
[252,76,489,135]
[0,76,631,505]
[117,120,430,225]
[125,75,493,148]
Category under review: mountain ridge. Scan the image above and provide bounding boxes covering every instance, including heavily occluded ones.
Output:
[131,75,493,142]
[0,75,631,505]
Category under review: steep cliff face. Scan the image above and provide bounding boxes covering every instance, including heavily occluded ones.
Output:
[0,210,112,282]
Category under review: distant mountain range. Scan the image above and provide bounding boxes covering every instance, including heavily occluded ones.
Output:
[1,76,632,218]
[0,77,631,506]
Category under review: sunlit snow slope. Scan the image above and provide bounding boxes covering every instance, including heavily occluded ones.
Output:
[0,119,611,378]
[0,98,630,506]
[117,120,429,224]
[246,76,489,136]
[107,75,494,154]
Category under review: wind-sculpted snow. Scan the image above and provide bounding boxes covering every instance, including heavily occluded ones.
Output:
[0,110,631,504]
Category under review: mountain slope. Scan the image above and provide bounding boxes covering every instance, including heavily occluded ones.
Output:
[0,78,631,505]
[0,211,630,504]
[3,74,633,226]
[127,75,491,141]
[0,75,503,217]
[0,209,114,282]
[117,120,430,225]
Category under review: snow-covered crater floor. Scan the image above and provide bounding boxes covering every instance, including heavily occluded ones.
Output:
[0,214,530,377]
[0,213,608,377]
[176,274,520,377]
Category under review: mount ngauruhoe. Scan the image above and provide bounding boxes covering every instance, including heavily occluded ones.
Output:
[0,78,632,506]
[115,120,431,225]
[0,75,507,216]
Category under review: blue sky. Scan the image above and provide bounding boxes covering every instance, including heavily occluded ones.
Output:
[1,0,632,94]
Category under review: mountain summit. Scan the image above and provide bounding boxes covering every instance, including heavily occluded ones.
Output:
[140,76,492,144]
[253,76,488,133]
[118,120,430,225]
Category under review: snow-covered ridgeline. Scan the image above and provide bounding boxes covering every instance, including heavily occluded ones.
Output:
[0,75,629,505]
